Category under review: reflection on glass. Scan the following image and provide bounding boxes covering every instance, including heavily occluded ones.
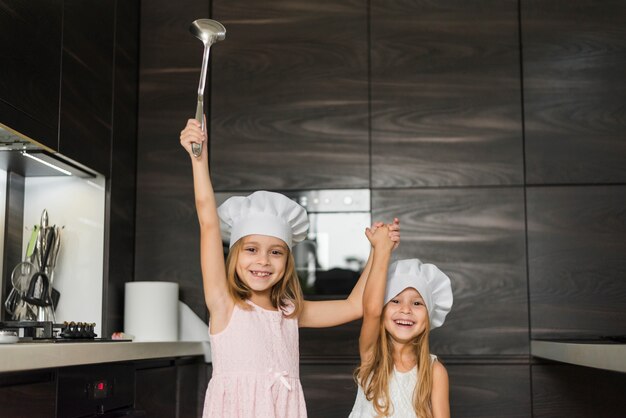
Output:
[294,212,371,296]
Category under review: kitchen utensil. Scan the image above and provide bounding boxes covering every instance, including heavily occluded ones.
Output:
[4,226,38,317]
[5,261,37,319]
[189,18,226,157]
[23,227,55,307]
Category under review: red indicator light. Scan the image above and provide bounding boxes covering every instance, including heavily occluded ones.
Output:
[97,382,105,391]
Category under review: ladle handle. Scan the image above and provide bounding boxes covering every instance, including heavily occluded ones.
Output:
[192,96,204,157]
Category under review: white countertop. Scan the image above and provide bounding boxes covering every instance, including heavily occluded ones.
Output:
[0,341,210,373]
[531,340,626,373]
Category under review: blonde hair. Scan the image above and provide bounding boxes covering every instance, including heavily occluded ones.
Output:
[355,307,434,418]
[225,238,303,318]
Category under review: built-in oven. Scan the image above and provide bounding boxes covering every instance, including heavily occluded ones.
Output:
[216,189,371,297]
[57,363,145,418]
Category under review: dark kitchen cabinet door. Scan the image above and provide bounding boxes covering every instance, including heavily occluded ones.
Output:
[0,0,62,149]
[59,0,116,177]
[0,371,56,418]
[135,364,177,418]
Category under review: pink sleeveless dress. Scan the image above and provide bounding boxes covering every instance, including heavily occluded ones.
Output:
[203,300,307,418]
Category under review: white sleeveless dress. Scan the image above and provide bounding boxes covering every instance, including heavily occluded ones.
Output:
[348,354,437,418]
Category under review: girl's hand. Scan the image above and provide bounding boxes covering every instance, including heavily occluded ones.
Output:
[179,118,207,158]
[388,217,400,251]
[369,218,401,251]
[365,224,395,253]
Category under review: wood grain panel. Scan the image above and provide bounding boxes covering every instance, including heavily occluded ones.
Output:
[300,362,358,418]
[300,320,361,359]
[527,186,626,339]
[449,364,531,417]
[371,0,523,188]
[300,363,531,418]
[532,364,626,417]
[104,0,140,337]
[59,0,115,177]
[373,188,528,355]
[210,0,369,190]
[522,0,626,184]
[135,0,210,321]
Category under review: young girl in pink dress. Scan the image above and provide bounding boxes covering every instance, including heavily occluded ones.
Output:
[179,119,400,418]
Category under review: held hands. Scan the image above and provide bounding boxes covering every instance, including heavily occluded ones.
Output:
[180,118,207,158]
[365,218,400,253]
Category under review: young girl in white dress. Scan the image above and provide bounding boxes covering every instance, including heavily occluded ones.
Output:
[349,227,453,418]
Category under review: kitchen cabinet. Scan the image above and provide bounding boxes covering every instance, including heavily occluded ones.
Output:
[0,350,204,418]
[135,358,203,418]
[135,362,177,417]
[59,0,115,177]
[0,371,56,418]
[0,0,117,177]
[0,0,62,148]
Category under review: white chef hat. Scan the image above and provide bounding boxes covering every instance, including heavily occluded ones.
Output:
[384,258,453,330]
[218,191,309,249]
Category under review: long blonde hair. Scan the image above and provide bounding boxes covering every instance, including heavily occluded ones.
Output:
[355,309,434,418]
[225,239,304,318]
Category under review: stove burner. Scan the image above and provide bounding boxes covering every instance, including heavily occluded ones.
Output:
[0,320,98,340]
[59,321,97,339]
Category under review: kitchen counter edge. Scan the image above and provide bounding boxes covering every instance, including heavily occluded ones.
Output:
[531,340,626,373]
[0,341,210,373]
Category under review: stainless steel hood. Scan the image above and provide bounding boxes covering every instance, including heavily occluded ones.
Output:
[0,125,96,178]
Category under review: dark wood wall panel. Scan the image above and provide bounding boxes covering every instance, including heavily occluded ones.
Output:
[301,363,532,418]
[301,363,358,418]
[300,320,361,359]
[104,0,140,337]
[210,0,369,191]
[527,186,626,339]
[522,0,626,184]
[371,0,523,188]
[372,188,528,355]
[532,364,626,417]
[135,0,210,320]
[449,364,531,417]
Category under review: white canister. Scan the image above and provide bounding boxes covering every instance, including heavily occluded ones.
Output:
[124,281,179,341]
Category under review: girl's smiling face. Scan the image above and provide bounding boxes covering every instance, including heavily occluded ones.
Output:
[383,287,428,344]
[236,234,288,295]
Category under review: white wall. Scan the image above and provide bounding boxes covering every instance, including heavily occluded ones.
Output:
[23,175,106,336]
[0,169,6,292]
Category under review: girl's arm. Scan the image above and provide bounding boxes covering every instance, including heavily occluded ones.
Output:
[299,219,399,329]
[180,119,233,330]
[431,361,450,418]
[358,225,394,361]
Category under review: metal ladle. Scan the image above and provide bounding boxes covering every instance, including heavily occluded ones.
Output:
[189,19,226,157]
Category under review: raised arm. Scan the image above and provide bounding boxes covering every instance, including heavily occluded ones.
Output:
[358,224,395,361]
[299,219,399,328]
[180,119,233,328]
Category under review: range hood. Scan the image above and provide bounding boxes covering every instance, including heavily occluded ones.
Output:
[0,124,96,178]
